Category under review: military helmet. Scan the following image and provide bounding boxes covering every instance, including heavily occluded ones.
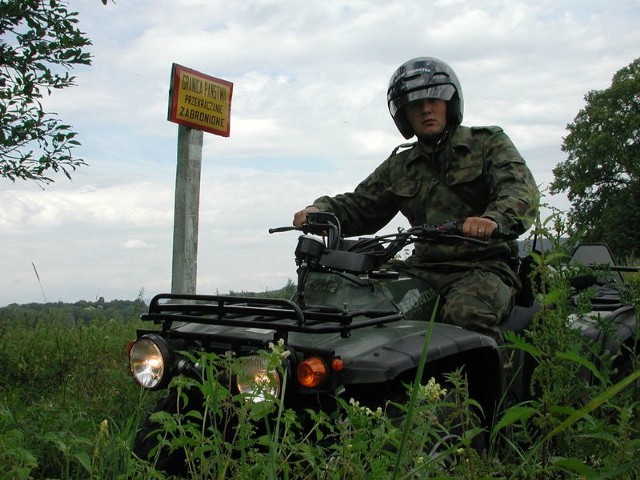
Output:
[387,57,464,139]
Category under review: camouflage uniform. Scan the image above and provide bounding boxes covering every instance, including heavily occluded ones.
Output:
[312,125,540,343]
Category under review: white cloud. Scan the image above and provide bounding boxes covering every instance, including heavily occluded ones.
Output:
[2,0,639,305]
[123,239,157,250]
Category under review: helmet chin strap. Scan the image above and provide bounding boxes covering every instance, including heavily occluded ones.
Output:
[418,127,449,147]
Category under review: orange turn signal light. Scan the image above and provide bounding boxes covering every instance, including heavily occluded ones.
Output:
[331,358,344,372]
[296,356,327,388]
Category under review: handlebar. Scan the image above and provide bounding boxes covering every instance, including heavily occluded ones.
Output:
[270,213,497,241]
[270,212,504,302]
[270,212,501,274]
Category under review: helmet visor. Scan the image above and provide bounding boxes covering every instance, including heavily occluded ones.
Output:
[389,84,456,116]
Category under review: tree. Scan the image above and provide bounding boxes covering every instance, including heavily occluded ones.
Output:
[0,0,92,184]
[597,182,640,258]
[551,57,640,258]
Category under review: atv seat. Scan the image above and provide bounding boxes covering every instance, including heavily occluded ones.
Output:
[500,303,540,335]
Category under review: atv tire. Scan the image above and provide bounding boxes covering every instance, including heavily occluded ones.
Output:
[132,389,193,476]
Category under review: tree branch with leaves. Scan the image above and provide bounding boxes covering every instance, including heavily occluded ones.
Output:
[0,0,94,184]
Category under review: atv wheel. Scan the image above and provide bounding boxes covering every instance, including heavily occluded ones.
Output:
[132,389,199,476]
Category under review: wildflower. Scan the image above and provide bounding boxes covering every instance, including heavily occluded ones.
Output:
[360,406,382,418]
[419,377,448,402]
[99,418,109,434]
[92,419,110,461]
[588,455,601,467]
[268,338,291,359]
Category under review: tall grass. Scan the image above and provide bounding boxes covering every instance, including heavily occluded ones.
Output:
[0,306,160,479]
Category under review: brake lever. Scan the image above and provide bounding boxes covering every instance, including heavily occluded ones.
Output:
[268,221,337,241]
[442,233,488,246]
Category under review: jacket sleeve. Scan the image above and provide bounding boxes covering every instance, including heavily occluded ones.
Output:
[312,159,401,237]
[481,129,540,237]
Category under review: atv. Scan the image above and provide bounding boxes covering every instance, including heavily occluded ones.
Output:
[129,212,638,472]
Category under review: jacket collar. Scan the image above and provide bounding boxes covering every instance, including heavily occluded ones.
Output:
[405,126,471,165]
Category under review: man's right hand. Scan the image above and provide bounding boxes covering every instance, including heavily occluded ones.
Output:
[293,205,320,227]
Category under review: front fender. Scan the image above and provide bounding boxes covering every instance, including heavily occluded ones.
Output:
[337,322,499,384]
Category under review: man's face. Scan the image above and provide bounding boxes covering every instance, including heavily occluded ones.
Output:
[404,98,447,139]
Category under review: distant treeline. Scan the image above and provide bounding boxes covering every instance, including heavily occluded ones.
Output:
[0,297,147,325]
[229,278,297,300]
[0,279,298,324]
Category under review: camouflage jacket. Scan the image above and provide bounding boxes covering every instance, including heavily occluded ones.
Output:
[313,125,540,280]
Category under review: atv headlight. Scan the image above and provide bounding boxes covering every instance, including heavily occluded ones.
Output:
[235,356,281,402]
[129,334,173,390]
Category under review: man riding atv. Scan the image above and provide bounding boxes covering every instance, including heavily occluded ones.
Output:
[130,59,640,479]
[293,56,540,344]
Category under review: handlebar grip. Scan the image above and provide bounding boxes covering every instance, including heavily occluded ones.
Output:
[269,226,297,234]
[442,221,502,239]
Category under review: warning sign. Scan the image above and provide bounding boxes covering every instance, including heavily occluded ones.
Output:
[168,63,233,137]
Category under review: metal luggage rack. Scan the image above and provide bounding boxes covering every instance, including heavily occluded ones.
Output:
[142,293,403,339]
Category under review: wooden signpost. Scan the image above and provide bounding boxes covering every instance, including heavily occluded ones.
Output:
[167,64,233,294]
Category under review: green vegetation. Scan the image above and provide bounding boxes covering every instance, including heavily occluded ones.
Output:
[0,298,158,479]
[551,56,640,259]
[0,0,98,184]
[1,226,639,478]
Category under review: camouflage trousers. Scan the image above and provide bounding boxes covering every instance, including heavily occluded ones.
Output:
[389,261,517,344]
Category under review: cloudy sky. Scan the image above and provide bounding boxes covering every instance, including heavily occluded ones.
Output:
[1,0,639,306]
